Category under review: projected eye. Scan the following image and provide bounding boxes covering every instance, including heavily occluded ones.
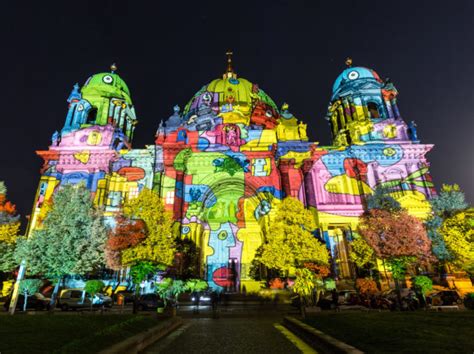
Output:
[77,104,84,111]
[218,230,228,240]
[265,110,273,117]
[348,71,359,80]
[103,75,113,84]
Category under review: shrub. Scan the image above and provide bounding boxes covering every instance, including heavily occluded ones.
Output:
[411,275,433,295]
[356,278,378,294]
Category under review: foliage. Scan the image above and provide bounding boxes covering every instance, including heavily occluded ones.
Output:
[0,241,17,272]
[411,275,432,295]
[16,185,108,279]
[84,280,105,296]
[292,268,317,298]
[0,181,20,270]
[439,209,474,274]
[156,278,187,306]
[19,279,42,296]
[259,197,329,272]
[358,209,432,265]
[387,257,416,280]
[425,216,452,261]
[184,278,208,293]
[107,217,146,251]
[120,189,176,267]
[356,278,378,294]
[430,184,468,218]
[349,236,377,270]
[129,261,156,286]
[324,278,336,291]
[269,278,285,289]
[303,263,331,277]
[366,186,402,212]
[172,236,200,279]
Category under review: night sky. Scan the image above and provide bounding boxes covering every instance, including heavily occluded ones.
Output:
[1,1,473,225]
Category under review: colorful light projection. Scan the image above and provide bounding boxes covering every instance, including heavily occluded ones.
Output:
[28,58,436,290]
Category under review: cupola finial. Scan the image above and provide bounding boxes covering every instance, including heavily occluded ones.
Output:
[345,57,353,67]
[224,51,237,79]
[110,63,117,73]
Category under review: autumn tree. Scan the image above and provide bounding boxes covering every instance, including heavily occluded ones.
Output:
[105,217,146,270]
[0,181,21,273]
[258,197,329,274]
[16,184,108,307]
[358,208,433,300]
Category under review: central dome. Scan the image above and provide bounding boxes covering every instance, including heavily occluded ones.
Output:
[184,75,278,119]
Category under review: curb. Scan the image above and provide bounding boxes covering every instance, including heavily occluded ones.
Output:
[283,316,364,354]
[98,316,183,354]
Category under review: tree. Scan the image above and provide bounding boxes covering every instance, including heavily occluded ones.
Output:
[439,209,474,275]
[105,217,146,270]
[430,184,468,219]
[411,275,432,306]
[120,189,176,267]
[427,184,471,274]
[84,280,105,311]
[349,236,377,274]
[18,279,42,312]
[259,197,329,273]
[129,261,157,313]
[366,186,402,212]
[0,181,20,273]
[358,208,433,302]
[16,184,107,308]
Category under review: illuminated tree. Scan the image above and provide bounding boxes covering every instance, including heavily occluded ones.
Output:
[120,189,176,267]
[440,209,474,275]
[349,236,377,271]
[430,184,468,218]
[0,182,21,276]
[366,186,402,212]
[105,217,146,270]
[427,184,472,274]
[259,197,329,273]
[18,279,42,312]
[16,184,107,307]
[84,279,105,311]
[358,208,433,301]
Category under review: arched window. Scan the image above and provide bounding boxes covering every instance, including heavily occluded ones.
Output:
[86,107,97,124]
[367,102,380,119]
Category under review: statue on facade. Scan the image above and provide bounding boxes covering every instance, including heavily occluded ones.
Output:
[408,120,419,141]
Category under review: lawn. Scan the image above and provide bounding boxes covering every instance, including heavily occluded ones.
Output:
[0,314,161,354]
[305,311,474,354]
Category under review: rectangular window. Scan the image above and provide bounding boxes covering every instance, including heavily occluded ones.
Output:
[166,191,175,205]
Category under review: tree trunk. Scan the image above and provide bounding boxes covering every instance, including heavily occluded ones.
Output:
[300,295,306,320]
[394,278,402,310]
[133,284,140,314]
[23,291,28,312]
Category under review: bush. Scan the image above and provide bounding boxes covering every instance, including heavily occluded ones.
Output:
[356,278,378,294]
[464,293,474,310]
[411,275,433,295]
[84,280,105,296]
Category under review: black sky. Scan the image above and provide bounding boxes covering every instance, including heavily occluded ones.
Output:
[1,0,473,225]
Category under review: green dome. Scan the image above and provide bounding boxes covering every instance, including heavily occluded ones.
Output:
[81,72,132,104]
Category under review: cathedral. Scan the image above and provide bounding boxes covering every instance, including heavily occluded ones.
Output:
[28,55,435,292]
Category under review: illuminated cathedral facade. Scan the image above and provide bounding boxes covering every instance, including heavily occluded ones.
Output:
[28,57,435,291]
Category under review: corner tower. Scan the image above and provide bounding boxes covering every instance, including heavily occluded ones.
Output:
[326,59,414,146]
[62,64,137,141]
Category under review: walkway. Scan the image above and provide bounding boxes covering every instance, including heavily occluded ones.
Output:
[144,312,315,353]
